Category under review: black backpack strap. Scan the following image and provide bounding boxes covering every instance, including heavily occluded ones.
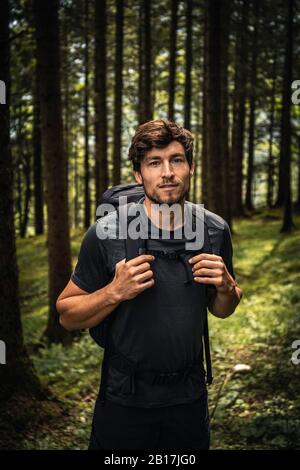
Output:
[202,212,214,385]
[98,210,147,404]
[98,315,115,404]
[125,235,147,260]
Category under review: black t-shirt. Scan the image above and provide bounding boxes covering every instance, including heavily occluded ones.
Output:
[71,201,236,408]
[71,201,235,294]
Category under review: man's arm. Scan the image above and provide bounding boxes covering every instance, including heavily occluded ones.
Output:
[207,277,243,319]
[57,255,155,331]
[57,280,122,331]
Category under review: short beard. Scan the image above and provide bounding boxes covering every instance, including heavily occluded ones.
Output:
[143,183,189,206]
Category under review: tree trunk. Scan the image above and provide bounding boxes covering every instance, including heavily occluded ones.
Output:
[193,99,201,203]
[20,149,31,239]
[95,0,108,205]
[83,0,91,228]
[184,0,193,130]
[138,0,152,123]
[280,0,295,232]
[168,0,179,121]
[206,0,230,221]
[34,0,73,344]
[245,0,259,212]
[61,8,71,227]
[33,76,44,234]
[267,44,277,208]
[201,2,208,207]
[230,0,249,217]
[185,0,193,201]
[74,142,79,228]
[112,0,124,186]
[0,0,41,400]
[295,133,300,212]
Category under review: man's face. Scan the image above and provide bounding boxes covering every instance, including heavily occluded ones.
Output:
[134,141,194,205]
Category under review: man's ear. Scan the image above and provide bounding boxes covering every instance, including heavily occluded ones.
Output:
[134,170,142,185]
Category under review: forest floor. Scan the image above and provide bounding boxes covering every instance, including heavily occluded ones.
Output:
[3,208,300,450]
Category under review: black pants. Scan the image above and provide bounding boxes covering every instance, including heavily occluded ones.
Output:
[89,393,210,450]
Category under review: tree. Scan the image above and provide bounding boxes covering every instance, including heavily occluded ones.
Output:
[33,0,73,344]
[184,0,193,131]
[201,2,208,207]
[0,0,41,400]
[280,0,295,232]
[95,0,109,204]
[33,75,44,235]
[83,0,91,228]
[112,0,124,186]
[245,0,259,212]
[138,0,152,123]
[267,29,278,209]
[168,0,179,121]
[205,0,230,222]
[230,0,249,217]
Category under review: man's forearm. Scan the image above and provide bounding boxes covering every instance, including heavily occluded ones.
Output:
[208,284,243,319]
[57,283,122,331]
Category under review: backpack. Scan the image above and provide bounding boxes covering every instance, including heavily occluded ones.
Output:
[90,183,224,401]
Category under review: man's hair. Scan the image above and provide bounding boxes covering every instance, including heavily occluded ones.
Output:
[128,119,194,172]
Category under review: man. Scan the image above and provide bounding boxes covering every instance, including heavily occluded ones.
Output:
[57,119,242,450]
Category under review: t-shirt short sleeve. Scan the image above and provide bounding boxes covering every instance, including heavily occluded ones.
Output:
[220,221,235,279]
[71,224,109,293]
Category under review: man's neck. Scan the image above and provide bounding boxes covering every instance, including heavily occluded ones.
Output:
[143,195,185,231]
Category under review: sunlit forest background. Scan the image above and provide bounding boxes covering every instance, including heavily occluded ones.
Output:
[1,0,300,450]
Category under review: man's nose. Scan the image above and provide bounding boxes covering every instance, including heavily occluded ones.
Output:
[161,161,175,178]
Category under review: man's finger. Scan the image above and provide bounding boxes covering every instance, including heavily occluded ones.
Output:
[194,276,222,286]
[138,278,155,291]
[193,268,221,278]
[189,253,221,264]
[192,259,223,271]
[135,270,153,283]
[128,254,155,266]
[133,262,152,275]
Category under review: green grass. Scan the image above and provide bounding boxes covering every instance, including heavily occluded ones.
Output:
[14,210,300,449]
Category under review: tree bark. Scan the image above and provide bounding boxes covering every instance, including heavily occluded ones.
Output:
[84,0,91,228]
[112,0,124,186]
[185,0,193,201]
[245,0,259,212]
[206,0,230,221]
[138,0,152,123]
[168,0,179,121]
[95,0,108,205]
[280,0,295,232]
[20,149,31,239]
[201,2,208,207]
[34,0,73,344]
[230,0,249,217]
[33,76,44,234]
[0,0,41,400]
[267,44,277,209]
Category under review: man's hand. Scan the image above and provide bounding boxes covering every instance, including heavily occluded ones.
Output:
[189,253,235,293]
[188,253,242,318]
[109,255,155,302]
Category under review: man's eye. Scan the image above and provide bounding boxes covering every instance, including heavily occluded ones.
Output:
[173,158,183,163]
[149,161,160,166]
